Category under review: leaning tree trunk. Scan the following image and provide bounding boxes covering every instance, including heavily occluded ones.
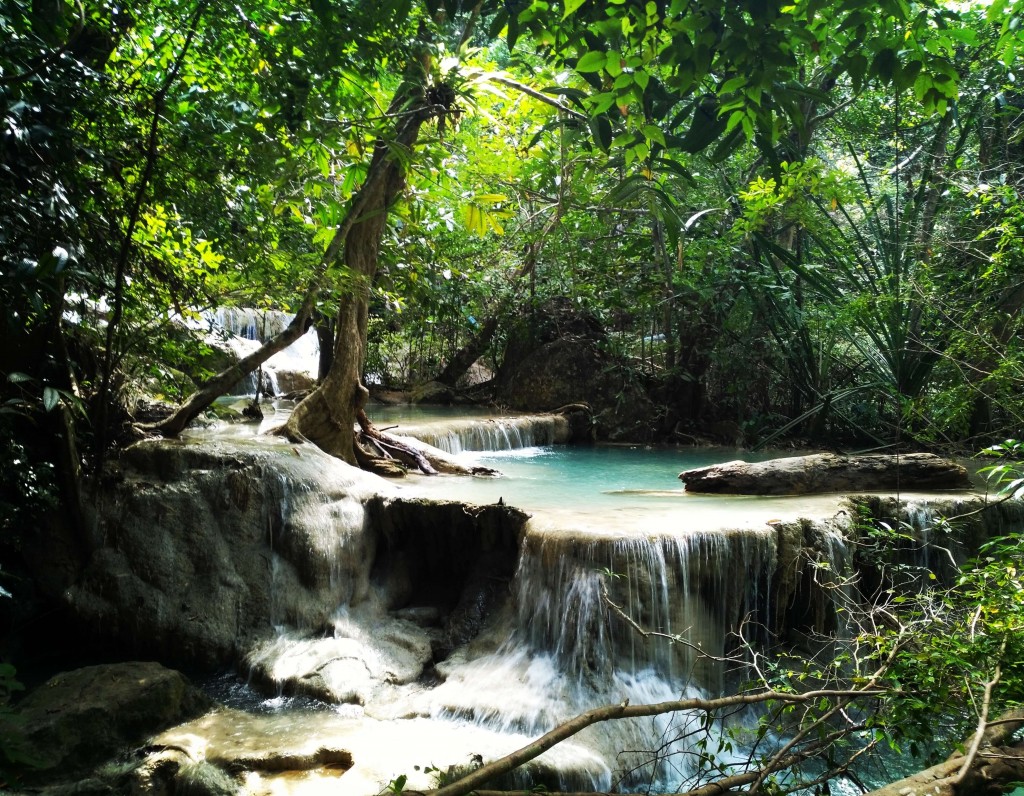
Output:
[141,303,315,436]
[282,84,436,464]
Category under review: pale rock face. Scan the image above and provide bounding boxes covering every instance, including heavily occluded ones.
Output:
[69,437,388,669]
[67,436,529,678]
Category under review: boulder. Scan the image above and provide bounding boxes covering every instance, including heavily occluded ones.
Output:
[496,338,652,441]
[680,452,972,495]
[494,298,653,441]
[0,661,212,784]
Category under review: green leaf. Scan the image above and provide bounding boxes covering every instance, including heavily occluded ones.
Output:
[576,50,609,73]
[642,124,666,146]
[589,115,613,151]
[869,48,897,82]
[563,0,587,18]
[42,386,59,412]
[719,75,746,94]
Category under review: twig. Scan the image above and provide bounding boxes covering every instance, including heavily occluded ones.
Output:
[600,581,735,664]
[490,75,588,121]
[954,637,1007,785]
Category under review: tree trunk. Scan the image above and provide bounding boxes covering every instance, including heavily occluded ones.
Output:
[140,300,315,436]
[283,82,434,464]
[315,311,335,381]
[679,452,970,495]
[436,316,498,387]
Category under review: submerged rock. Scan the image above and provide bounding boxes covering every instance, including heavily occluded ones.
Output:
[0,661,212,784]
[680,452,972,495]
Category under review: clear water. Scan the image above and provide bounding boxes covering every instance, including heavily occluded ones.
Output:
[401,444,859,533]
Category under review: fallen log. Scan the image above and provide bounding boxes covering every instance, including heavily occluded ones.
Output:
[679,453,971,495]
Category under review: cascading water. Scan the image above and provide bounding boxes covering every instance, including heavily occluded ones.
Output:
[407,525,779,792]
[385,414,570,453]
[204,307,320,395]
[104,423,1020,796]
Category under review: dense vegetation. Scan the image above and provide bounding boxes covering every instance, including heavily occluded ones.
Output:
[2,0,1023,792]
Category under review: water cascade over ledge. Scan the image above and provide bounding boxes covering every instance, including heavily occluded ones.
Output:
[386,413,571,454]
[205,307,320,396]
[59,434,1024,795]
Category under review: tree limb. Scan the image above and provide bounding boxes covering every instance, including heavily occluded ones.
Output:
[954,637,1007,785]
[491,76,588,121]
[421,689,886,796]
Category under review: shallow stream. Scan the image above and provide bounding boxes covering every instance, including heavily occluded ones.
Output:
[174,403,987,795]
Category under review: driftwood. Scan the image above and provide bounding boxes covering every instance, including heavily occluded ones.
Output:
[679,453,971,495]
[356,408,438,475]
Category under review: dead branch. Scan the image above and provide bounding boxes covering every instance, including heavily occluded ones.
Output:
[356,409,437,474]
[599,581,736,664]
[421,689,886,796]
[954,637,1007,785]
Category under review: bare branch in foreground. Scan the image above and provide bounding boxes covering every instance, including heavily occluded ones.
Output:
[419,689,885,796]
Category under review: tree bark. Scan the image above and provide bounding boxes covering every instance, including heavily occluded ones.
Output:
[282,81,434,464]
[865,711,1024,796]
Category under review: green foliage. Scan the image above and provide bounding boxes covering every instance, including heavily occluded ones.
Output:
[508,0,964,166]
[979,440,1024,500]
[0,434,58,544]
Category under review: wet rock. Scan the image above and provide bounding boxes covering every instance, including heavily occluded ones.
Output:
[392,606,442,626]
[270,368,315,395]
[680,452,972,495]
[368,496,525,619]
[0,662,212,785]
[66,438,388,668]
[455,360,494,389]
[150,709,357,793]
[435,552,512,660]
[243,614,434,705]
[228,746,353,773]
[129,753,240,796]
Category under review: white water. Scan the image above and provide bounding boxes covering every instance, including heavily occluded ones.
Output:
[204,307,319,395]
[169,412,991,795]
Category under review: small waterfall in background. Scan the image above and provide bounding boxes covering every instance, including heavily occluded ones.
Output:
[204,308,320,396]
[396,414,569,453]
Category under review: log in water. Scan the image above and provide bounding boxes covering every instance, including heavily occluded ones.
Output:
[679,452,971,495]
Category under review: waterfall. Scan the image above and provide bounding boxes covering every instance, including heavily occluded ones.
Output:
[509,527,776,690]
[393,414,570,453]
[419,523,778,792]
[204,307,320,396]
[98,436,1024,795]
